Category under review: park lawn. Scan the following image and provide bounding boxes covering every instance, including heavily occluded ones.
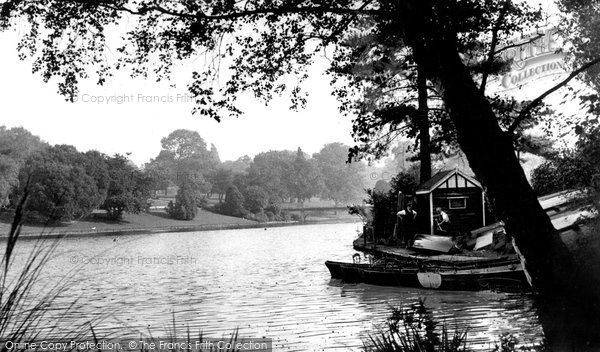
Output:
[0,209,256,237]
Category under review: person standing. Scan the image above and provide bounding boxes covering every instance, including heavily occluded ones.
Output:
[397,202,418,246]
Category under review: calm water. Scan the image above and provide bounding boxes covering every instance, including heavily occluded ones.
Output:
[12,223,543,351]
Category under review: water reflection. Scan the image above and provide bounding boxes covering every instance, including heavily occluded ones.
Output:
[10,223,543,351]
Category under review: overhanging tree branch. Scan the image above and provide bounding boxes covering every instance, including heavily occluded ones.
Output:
[99,1,382,21]
[480,1,509,94]
[492,33,544,56]
[508,56,600,134]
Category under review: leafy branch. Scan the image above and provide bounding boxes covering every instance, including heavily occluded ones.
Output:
[508,56,600,134]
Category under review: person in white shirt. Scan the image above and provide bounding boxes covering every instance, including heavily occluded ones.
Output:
[397,202,417,246]
[435,207,450,233]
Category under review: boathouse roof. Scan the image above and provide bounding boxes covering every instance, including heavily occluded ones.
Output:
[416,169,482,195]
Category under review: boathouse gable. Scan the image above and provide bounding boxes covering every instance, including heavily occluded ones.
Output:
[415,170,486,236]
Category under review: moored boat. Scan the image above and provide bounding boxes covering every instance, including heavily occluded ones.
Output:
[326,260,527,291]
[339,264,363,283]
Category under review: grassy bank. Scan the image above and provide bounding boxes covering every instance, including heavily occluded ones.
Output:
[0,208,359,239]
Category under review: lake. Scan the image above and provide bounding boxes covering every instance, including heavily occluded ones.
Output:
[12,222,544,351]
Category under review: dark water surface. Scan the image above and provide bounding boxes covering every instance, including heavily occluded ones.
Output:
[15,223,543,351]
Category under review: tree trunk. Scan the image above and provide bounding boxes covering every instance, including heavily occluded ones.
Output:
[417,63,432,182]
[422,37,600,349]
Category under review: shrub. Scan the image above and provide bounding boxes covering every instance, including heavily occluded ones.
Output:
[246,211,268,222]
[222,185,247,217]
[366,172,418,240]
[243,186,268,214]
[290,213,302,221]
[103,155,152,220]
[365,300,468,352]
[196,195,208,209]
[22,162,101,222]
[531,155,592,196]
[265,202,281,216]
[167,187,198,220]
[265,211,275,221]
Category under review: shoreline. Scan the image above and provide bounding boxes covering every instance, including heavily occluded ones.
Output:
[1,217,361,241]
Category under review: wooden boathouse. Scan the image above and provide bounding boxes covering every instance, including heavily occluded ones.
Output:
[415,169,487,236]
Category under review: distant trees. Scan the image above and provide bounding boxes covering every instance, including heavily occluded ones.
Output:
[145,150,176,195]
[314,143,365,206]
[146,129,220,201]
[0,126,370,223]
[243,186,268,214]
[0,127,47,207]
[205,145,367,221]
[16,145,105,221]
[208,167,234,202]
[167,185,199,220]
[531,126,600,196]
[222,185,246,217]
[246,150,295,202]
[221,155,251,174]
[286,148,323,205]
[103,155,151,220]
[0,128,151,222]
[161,129,209,160]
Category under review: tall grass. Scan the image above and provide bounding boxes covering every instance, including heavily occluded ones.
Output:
[0,192,93,350]
[364,300,468,352]
[365,300,547,352]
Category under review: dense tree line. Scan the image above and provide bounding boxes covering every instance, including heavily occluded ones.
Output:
[1,127,151,222]
[145,130,368,221]
[531,126,600,197]
[1,127,368,223]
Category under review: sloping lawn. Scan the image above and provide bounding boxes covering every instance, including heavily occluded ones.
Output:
[0,209,256,237]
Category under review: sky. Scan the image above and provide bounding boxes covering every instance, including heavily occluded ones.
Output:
[0,31,354,167]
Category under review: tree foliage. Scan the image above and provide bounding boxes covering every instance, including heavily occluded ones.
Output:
[0,126,47,207]
[531,126,600,196]
[313,142,365,205]
[209,167,234,202]
[16,146,104,221]
[243,185,268,214]
[146,129,218,194]
[167,185,198,220]
[286,148,323,204]
[222,185,246,217]
[103,154,151,220]
[366,172,417,240]
[246,150,295,202]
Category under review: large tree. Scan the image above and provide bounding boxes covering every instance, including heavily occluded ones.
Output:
[103,154,151,220]
[146,129,218,192]
[0,126,47,206]
[246,150,295,202]
[2,0,600,347]
[16,146,104,222]
[313,142,365,206]
[286,148,323,204]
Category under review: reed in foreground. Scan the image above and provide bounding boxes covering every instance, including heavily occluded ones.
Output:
[364,300,547,352]
[0,193,92,350]
[364,300,468,352]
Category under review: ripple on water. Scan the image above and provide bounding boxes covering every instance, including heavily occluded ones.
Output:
[10,223,544,351]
